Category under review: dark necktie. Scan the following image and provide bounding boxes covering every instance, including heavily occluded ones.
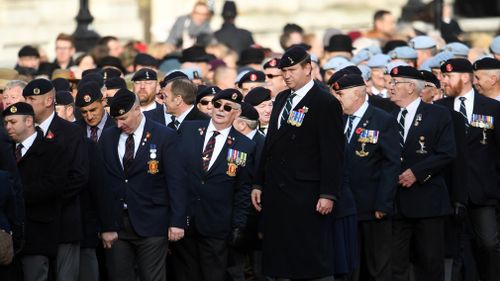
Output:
[280,92,297,127]
[202,131,220,171]
[15,144,23,162]
[123,134,135,175]
[90,126,98,142]
[168,116,180,130]
[459,97,469,131]
[345,115,355,142]
[398,109,408,148]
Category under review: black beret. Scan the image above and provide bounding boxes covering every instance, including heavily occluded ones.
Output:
[326,65,362,86]
[240,102,259,121]
[440,58,473,73]
[82,68,101,77]
[134,53,159,68]
[238,71,265,87]
[160,70,188,88]
[244,87,271,106]
[98,56,126,74]
[52,78,71,92]
[278,46,310,69]
[390,65,424,80]
[55,91,74,106]
[75,82,103,107]
[472,57,500,71]
[238,47,265,66]
[180,46,213,63]
[3,102,34,117]
[196,86,221,104]
[131,68,157,81]
[105,77,127,90]
[420,70,440,88]
[102,67,122,80]
[213,88,243,104]
[331,74,365,91]
[18,45,40,58]
[23,78,54,97]
[109,89,136,117]
[263,58,281,69]
[80,72,104,88]
[324,34,354,52]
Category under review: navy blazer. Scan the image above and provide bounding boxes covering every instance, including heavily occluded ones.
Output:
[0,170,16,233]
[99,118,187,237]
[74,112,115,140]
[251,130,266,175]
[436,93,500,206]
[179,120,255,239]
[143,102,167,125]
[395,101,456,218]
[346,105,400,220]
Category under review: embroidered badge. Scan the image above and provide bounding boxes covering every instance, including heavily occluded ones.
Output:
[147,160,159,174]
[226,162,237,177]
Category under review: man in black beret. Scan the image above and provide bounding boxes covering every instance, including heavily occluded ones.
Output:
[103,77,127,113]
[102,67,123,81]
[419,70,442,103]
[324,34,354,61]
[75,82,115,142]
[3,102,68,281]
[172,88,255,281]
[252,45,344,280]
[160,70,189,89]
[237,70,266,96]
[131,68,165,122]
[195,85,220,116]
[23,78,89,281]
[437,58,500,281]
[472,57,500,101]
[331,74,400,281]
[55,90,76,122]
[214,0,254,55]
[263,58,287,99]
[161,78,209,132]
[244,86,273,135]
[15,45,40,74]
[99,88,187,281]
[388,65,456,281]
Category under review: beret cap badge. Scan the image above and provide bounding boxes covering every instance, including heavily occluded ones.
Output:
[145,71,150,79]
[119,109,125,115]
[33,88,40,95]
[287,56,294,64]
[231,93,238,100]
[10,106,17,113]
[83,95,91,103]
[446,64,453,72]
[392,68,398,75]
[269,59,277,67]
[250,74,257,81]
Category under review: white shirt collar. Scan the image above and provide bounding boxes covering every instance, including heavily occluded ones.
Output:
[453,88,475,122]
[404,97,421,115]
[293,79,314,98]
[245,129,258,140]
[37,111,55,136]
[120,113,146,155]
[141,102,157,112]
[206,119,232,140]
[352,100,369,119]
[19,131,37,156]
[177,105,194,124]
[371,87,388,98]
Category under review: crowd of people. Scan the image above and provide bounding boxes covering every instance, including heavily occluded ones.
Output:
[0,1,500,281]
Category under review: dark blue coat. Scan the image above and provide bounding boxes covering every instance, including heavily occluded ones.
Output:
[436,93,500,206]
[143,102,167,125]
[0,170,16,233]
[99,118,187,237]
[395,101,456,218]
[346,105,400,220]
[179,120,255,239]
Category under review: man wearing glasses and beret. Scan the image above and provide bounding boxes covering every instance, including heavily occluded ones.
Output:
[252,46,344,281]
[173,88,255,281]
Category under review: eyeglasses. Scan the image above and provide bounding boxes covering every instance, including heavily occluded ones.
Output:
[266,74,282,79]
[389,80,412,86]
[199,99,211,106]
[212,100,237,112]
[133,80,156,86]
[424,84,436,88]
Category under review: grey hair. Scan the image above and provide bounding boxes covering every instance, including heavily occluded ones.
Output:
[5,80,27,91]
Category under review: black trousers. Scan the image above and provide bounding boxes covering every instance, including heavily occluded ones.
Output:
[171,227,228,281]
[468,205,500,281]
[352,219,392,281]
[392,217,445,281]
[105,213,167,281]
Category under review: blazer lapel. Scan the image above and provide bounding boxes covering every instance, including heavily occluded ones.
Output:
[207,128,238,176]
[404,102,425,152]
[349,106,374,151]
[18,132,43,164]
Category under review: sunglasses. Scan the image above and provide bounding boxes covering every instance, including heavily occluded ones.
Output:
[212,100,236,112]
[266,74,282,79]
[199,99,211,106]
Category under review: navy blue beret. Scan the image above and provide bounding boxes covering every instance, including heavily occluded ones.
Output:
[390,65,424,80]
[3,102,35,117]
[109,89,136,117]
[213,88,243,104]
[331,74,365,91]
[132,68,157,81]
[105,77,127,90]
[278,46,310,69]
[238,70,265,87]
[75,82,103,107]
[472,57,500,71]
[55,91,74,106]
[440,58,473,74]
[240,102,259,121]
[244,87,271,106]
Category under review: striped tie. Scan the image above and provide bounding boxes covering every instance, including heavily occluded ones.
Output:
[123,134,135,175]
[90,126,98,142]
[345,115,355,142]
[202,131,220,171]
[15,144,23,162]
[398,109,408,148]
[280,92,297,127]
[459,97,469,131]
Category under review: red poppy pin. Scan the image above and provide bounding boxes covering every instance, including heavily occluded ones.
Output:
[446,64,453,72]
[355,127,363,135]
[392,67,399,75]
[46,130,55,139]
[227,136,234,145]
[250,73,257,81]
[146,132,151,140]
[269,59,277,67]
[333,82,340,90]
